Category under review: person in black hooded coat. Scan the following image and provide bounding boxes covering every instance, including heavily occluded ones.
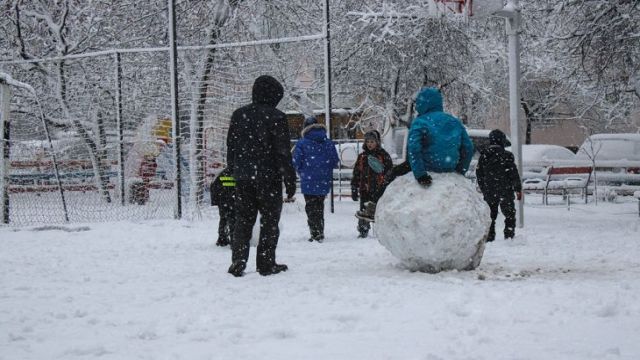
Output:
[475,129,522,241]
[225,75,297,277]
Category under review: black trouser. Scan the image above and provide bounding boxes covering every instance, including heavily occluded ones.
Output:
[304,194,325,238]
[358,194,373,235]
[232,180,283,271]
[486,195,516,236]
[217,205,235,242]
[371,161,412,201]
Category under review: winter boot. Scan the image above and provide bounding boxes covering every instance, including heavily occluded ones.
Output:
[504,227,515,239]
[308,235,324,243]
[355,201,377,222]
[357,231,368,239]
[258,263,288,276]
[216,237,230,247]
[308,226,322,242]
[227,260,246,277]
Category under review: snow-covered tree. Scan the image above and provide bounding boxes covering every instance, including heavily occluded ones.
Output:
[520,0,640,135]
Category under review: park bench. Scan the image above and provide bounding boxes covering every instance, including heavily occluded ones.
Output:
[522,166,593,208]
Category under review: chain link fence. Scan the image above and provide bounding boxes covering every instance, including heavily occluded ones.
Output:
[0,8,327,226]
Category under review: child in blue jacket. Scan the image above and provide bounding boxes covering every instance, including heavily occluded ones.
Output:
[356,87,474,223]
[292,116,340,242]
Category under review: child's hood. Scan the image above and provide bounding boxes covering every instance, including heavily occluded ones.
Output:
[415,87,444,116]
[301,124,328,141]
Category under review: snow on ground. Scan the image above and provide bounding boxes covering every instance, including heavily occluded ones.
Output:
[1,194,640,360]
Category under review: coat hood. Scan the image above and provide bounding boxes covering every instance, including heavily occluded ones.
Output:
[301,123,328,140]
[252,75,284,106]
[415,87,443,116]
[489,129,511,148]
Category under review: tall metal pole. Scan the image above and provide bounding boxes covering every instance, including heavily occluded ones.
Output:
[505,0,524,228]
[0,82,10,224]
[114,52,126,206]
[168,0,182,219]
[323,0,334,213]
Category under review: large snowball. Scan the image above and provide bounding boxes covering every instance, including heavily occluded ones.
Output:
[376,173,490,273]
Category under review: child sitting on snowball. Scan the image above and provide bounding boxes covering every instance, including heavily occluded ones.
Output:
[355,87,474,223]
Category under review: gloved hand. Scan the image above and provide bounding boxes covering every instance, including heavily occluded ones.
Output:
[286,182,296,200]
[417,174,432,187]
[516,191,523,201]
[351,187,359,201]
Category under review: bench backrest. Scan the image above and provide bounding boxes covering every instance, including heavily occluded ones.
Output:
[545,166,593,191]
[547,166,593,176]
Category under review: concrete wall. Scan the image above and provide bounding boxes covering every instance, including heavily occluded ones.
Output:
[531,120,590,148]
[477,99,640,149]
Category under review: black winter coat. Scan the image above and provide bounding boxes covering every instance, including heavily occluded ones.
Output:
[210,168,235,209]
[226,76,296,190]
[476,145,522,201]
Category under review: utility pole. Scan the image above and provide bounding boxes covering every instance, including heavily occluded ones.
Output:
[494,0,523,228]
[168,0,182,219]
[324,0,335,213]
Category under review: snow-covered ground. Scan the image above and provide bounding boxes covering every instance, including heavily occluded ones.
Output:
[2,195,640,360]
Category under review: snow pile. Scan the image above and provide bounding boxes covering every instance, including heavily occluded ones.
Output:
[375,173,490,273]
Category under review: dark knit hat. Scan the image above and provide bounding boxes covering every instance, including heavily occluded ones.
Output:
[364,130,381,145]
[303,116,317,128]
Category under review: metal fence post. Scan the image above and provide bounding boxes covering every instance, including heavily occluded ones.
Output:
[168,0,182,219]
[324,0,334,213]
[114,52,126,205]
[0,81,10,224]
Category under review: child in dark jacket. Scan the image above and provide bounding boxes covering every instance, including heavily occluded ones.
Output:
[210,167,236,247]
[475,129,522,241]
[351,130,393,238]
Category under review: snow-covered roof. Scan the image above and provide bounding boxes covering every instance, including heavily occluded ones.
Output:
[465,128,492,138]
[587,133,640,141]
[284,108,358,116]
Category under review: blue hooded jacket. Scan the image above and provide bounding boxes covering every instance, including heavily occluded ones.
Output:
[292,123,340,195]
[408,87,474,179]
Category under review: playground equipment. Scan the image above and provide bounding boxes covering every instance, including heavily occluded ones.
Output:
[124,116,177,205]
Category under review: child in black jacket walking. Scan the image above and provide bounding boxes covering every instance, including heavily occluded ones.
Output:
[210,167,236,247]
[475,129,522,241]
